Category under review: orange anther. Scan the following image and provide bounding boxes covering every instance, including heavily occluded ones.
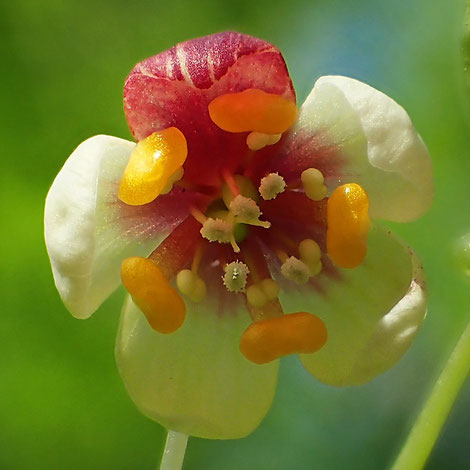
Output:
[121,257,186,333]
[240,312,327,364]
[326,183,370,269]
[208,89,297,134]
[119,127,187,206]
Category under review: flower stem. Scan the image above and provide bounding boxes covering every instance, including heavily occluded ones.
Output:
[159,430,189,470]
[391,320,470,470]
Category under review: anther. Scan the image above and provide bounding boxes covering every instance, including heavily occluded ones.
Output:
[299,239,322,276]
[229,195,271,229]
[200,217,240,253]
[161,167,184,195]
[121,257,186,333]
[246,132,282,151]
[209,89,297,134]
[176,269,207,303]
[259,173,286,200]
[280,256,311,285]
[240,312,328,364]
[223,261,250,292]
[247,278,280,307]
[301,168,328,201]
[327,183,370,268]
[119,127,187,206]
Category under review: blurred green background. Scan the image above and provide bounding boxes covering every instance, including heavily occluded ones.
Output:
[1,0,469,468]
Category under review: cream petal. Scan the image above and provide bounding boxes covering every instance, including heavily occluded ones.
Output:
[278,225,426,386]
[45,135,189,319]
[115,296,279,439]
[288,76,433,222]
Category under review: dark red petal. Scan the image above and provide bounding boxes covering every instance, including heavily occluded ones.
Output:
[124,32,295,187]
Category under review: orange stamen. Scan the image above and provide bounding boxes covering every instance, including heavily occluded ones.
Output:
[121,257,186,334]
[240,312,327,364]
[326,183,370,269]
[208,89,297,134]
[119,127,187,206]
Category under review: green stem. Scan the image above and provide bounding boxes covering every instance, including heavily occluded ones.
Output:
[391,320,470,470]
[159,430,189,470]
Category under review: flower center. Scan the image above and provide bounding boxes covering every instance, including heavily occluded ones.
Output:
[118,88,371,364]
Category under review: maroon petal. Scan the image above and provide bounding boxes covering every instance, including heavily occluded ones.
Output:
[124,32,295,187]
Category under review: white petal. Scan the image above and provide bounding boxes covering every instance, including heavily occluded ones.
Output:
[279,225,427,386]
[45,136,186,319]
[293,76,433,222]
[116,296,279,439]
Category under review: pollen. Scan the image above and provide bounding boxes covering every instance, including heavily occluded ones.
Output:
[246,132,282,151]
[301,168,328,201]
[223,261,250,292]
[229,195,271,228]
[200,217,240,252]
[118,127,187,206]
[240,312,328,364]
[208,88,297,134]
[121,257,186,333]
[176,269,207,303]
[247,278,280,307]
[281,256,311,285]
[327,183,370,268]
[259,173,286,200]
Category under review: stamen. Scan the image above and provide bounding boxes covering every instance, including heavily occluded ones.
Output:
[240,312,328,364]
[223,261,250,292]
[299,239,322,276]
[222,174,258,208]
[259,173,286,200]
[208,89,297,134]
[246,278,280,307]
[301,168,328,201]
[119,127,187,206]
[327,183,370,268]
[161,167,184,195]
[280,256,311,285]
[121,257,186,333]
[200,217,240,253]
[229,195,271,229]
[246,132,282,151]
[190,206,208,225]
[176,269,207,303]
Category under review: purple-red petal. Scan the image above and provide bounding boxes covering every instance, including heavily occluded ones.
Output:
[124,32,295,187]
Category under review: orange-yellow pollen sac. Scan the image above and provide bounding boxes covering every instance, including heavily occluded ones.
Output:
[326,183,370,269]
[240,312,327,364]
[121,257,186,334]
[208,88,297,134]
[118,127,188,206]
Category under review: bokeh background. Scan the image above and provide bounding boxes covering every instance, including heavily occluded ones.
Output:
[2,0,469,468]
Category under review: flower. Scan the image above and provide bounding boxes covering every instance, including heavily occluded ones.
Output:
[45,32,433,440]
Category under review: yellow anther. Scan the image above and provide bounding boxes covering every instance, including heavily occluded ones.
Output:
[240,312,328,364]
[200,217,240,253]
[301,168,328,201]
[118,127,187,206]
[259,173,286,200]
[327,183,370,269]
[161,167,184,195]
[299,239,322,276]
[229,195,271,229]
[223,261,250,292]
[222,175,258,207]
[246,132,282,151]
[281,256,311,285]
[176,269,207,303]
[246,278,280,307]
[209,89,297,134]
[121,257,186,333]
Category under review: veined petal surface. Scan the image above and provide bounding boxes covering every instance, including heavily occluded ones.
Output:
[279,225,426,386]
[45,135,194,319]
[274,76,432,222]
[116,296,278,439]
[124,32,295,187]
